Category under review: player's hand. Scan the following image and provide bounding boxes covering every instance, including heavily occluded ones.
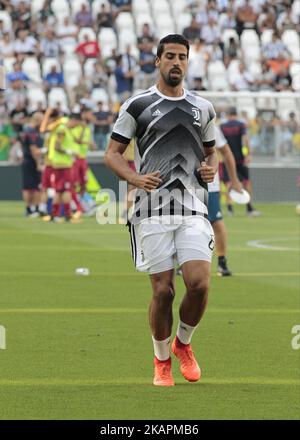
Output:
[131,171,162,193]
[197,162,215,183]
[230,180,243,193]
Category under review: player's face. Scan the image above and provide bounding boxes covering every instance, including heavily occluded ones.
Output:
[156,43,188,87]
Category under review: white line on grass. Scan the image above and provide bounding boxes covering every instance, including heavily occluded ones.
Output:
[247,237,298,251]
[0,378,298,386]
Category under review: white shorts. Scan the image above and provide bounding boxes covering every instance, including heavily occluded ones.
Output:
[129,215,215,274]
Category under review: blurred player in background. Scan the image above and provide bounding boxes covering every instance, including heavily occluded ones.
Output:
[221,107,260,217]
[20,111,44,217]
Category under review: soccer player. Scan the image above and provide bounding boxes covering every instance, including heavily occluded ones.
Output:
[220,107,260,216]
[20,112,44,217]
[208,125,243,276]
[105,34,218,386]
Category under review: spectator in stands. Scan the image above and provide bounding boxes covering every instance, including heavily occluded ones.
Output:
[93,101,114,151]
[274,65,293,91]
[10,100,28,136]
[74,3,94,28]
[236,0,258,36]
[257,4,276,34]
[267,51,291,75]
[104,48,119,76]
[193,76,207,91]
[201,17,221,45]
[262,31,290,60]
[137,23,155,52]
[207,41,223,61]
[196,0,219,26]
[75,33,101,68]
[277,5,299,31]
[43,65,64,91]
[187,38,209,88]
[14,29,38,58]
[0,19,10,38]
[109,0,132,18]
[230,62,254,91]
[5,78,27,112]
[70,76,90,108]
[223,36,240,61]
[11,0,31,33]
[40,28,61,59]
[219,8,236,31]
[121,45,137,92]
[253,62,275,91]
[56,16,78,52]
[114,55,134,103]
[90,61,109,90]
[7,62,29,83]
[0,32,15,58]
[96,3,114,29]
[183,17,201,43]
[137,41,156,90]
[0,110,15,161]
[38,0,55,24]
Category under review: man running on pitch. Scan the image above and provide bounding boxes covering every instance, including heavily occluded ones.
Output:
[105,34,218,386]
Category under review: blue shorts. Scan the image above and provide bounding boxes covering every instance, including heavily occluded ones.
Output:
[208,192,223,223]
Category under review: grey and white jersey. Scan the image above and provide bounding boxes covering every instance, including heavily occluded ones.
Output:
[111,85,216,223]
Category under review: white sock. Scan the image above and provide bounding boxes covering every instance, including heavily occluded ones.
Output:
[39,203,47,212]
[176,320,198,345]
[152,336,171,361]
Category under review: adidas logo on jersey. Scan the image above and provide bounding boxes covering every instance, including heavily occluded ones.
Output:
[152,109,162,117]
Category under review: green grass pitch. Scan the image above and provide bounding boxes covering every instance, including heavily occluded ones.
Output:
[0,202,299,420]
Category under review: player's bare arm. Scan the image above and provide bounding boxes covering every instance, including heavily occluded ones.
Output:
[105,139,162,192]
[198,146,218,183]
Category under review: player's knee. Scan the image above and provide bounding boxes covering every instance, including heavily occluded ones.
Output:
[152,282,175,306]
[186,277,210,297]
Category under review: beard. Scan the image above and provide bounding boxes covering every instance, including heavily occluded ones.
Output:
[162,69,183,87]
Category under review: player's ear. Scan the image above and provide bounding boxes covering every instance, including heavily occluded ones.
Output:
[155,56,160,68]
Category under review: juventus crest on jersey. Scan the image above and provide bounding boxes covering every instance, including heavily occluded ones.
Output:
[111,86,216,223]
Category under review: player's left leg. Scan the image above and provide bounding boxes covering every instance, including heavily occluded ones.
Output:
[238,164,261,216]
[212,219,232,276]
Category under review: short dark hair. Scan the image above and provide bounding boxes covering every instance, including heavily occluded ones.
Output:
[157,34,190,59]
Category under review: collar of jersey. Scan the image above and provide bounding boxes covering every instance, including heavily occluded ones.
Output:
[154,85,186,101]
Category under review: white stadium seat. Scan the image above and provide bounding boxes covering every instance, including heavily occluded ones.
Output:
[27,87,47,112]
[91,88,109,104]
[78,27,97,42]
[151,0,170,14]
[3,57,16,74]
[0,10,12,31]
[52,0,70,18]
[135,14,154,33]
[282,30,300,61]
[175,12,192,34]
[63,58,82,87]
[118,29,137,52]
[42,58,61,77]
[221,29,239,46]
[133,0,150,15]
[115,12,135,32]
[98,28,117,47]
[22,57,42,83]
[208,61,229,91]
[170,0,187,14]
[241,30,261,64]
[260,29,274,46]
[48,87,69,112]
[30,0,45,17]
[84,58,97,78]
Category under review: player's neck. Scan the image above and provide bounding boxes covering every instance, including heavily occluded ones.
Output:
[156,81,184,98]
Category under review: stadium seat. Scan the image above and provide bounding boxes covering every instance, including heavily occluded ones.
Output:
[91,87,109,104]
[282,30,300,61]
[132,0,151,15]
[78,27,97,42]
[290,63,300,91]
[241,30,260,60]
[22,57,42,83]
[30,0,45,17]
[151,0,170,14]
[27,87,47,112]
[221,29,239,46]
[48,87,69,112]
[115,13,135,32]
[118,29,137,52]
[63,59,81,87]
[71,0,90,17]
[135,14,154,33]
[249,61,262,77]
[170,0,187,15]
[98,28,117,48]
[84,58,97,78]
[0,11,12,31]
[208,61,229,91]
[260,29,274,46]
[175,12,192,34]
[52,0,70,19]
[3,57,16,74]
[42,58,61,77]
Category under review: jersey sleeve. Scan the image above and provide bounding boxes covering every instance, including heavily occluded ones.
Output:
[111,100,137,145]
[214,125,227,149]
[202,102,216,147]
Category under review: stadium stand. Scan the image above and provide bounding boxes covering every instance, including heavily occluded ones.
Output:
[0,0,299,161]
